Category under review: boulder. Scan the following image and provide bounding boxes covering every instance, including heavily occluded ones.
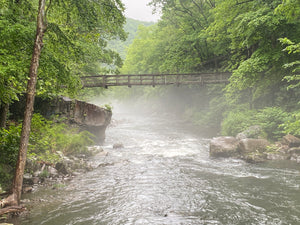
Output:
[288,147,300,155]
[55,162,69,175]
[236,125,263,140]
[113,143,124,149]
[266,152,289,161]
[210,136,239,157]
[281,134,300,148]
[288,147,300,163]
[47,166,58,177]
[238,138,270,154]
[244,153,266,163]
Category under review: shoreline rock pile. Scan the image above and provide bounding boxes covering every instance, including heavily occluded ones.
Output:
[210,126,300,163]
[22,146,104,193]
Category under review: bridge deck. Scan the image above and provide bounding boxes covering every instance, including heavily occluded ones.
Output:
[81,72,231,88]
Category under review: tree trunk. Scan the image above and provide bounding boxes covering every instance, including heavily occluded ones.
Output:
[0,0,46,209]
[0,102,9,128]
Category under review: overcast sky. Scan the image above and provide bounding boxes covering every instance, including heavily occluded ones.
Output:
[122,0,161,22]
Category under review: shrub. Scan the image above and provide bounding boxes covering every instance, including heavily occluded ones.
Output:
[28,114,95,162]
[221,110,256,136]
[222,107,291,141]
[0,124,21,167]
[280,110,300,137]
[255,107,289,140]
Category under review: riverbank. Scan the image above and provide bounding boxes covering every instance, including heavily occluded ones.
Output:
[0,97,113,220]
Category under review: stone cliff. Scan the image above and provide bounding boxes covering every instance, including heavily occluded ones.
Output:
[11,96,112,144]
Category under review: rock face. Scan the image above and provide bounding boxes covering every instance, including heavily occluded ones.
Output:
[210,136,239,157]
[11,96,112,144]
[238,139,270,154]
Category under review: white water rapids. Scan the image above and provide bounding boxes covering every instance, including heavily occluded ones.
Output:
[13,108,300,225]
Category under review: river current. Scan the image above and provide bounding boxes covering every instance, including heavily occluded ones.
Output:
[15,110,300,225]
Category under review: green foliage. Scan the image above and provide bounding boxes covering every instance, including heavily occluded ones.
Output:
[0,163,14,191]
[222,107,290,140]
[221,110,256,137]
[279,38,300,90]
[0,114,95,172]
[0,0,127,107]
[103,104,113,112]
[110,0,300,138]
[29,114,95,161]
[39,169,49,178]
[255,107,289,140]
[280,111,300,137]
[108,18,154,59]
[0,124,22,167]
[0,124,21,190]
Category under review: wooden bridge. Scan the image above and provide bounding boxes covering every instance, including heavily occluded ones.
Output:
[81,72,231,88]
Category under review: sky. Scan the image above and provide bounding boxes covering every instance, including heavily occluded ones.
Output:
[122,0,161,22]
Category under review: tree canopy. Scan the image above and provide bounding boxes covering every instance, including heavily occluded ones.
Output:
[0,0,127,106]
[119,0,300,134]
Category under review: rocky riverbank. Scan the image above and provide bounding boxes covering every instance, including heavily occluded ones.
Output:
[22,146,107,194]
[210,126,300,163]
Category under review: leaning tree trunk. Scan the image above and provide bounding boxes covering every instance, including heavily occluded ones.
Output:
[0,0,46,210]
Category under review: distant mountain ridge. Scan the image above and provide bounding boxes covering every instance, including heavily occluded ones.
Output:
[108,18,155,59]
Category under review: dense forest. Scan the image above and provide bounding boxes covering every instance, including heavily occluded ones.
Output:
[118,0,300,140]
[0,0,299,211]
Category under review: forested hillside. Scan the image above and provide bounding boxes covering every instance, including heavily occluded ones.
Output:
[108,18,154,59]
[120,0,300,139]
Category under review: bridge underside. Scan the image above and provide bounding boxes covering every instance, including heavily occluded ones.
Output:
[81,72,231,88]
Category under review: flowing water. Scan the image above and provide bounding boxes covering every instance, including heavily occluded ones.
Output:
[14,110,300,225]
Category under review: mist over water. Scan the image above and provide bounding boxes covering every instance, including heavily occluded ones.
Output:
[14,100,300,225]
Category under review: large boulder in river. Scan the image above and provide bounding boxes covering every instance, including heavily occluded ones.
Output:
[210,136,239,157]
[238,138,270,154]
[281,134,300,148]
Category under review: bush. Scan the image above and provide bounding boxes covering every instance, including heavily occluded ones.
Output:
[222,107,291,141]
[0,163,14,190]
[0,123,21,167]
[255,107,289,140]
[221,110,256,136]
[281,110,300,137]
[0,114,95,190]
[28,114,95,162]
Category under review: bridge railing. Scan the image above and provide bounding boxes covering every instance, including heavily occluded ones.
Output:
[81,72,231,88]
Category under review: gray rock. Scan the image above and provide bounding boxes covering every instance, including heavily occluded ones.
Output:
[290,154,300,163]
[55,162,69,175]
[47,166,58,177]
[282,134,300,148]
[236,125,263,140]
[288,147,300,155]
[244,153,266,163]
[238,138,270,154]
[113,143,124,149]
[210,136,239,157]
[266,152,289,161]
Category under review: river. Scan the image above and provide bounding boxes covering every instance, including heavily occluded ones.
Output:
[12,108,300,225]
